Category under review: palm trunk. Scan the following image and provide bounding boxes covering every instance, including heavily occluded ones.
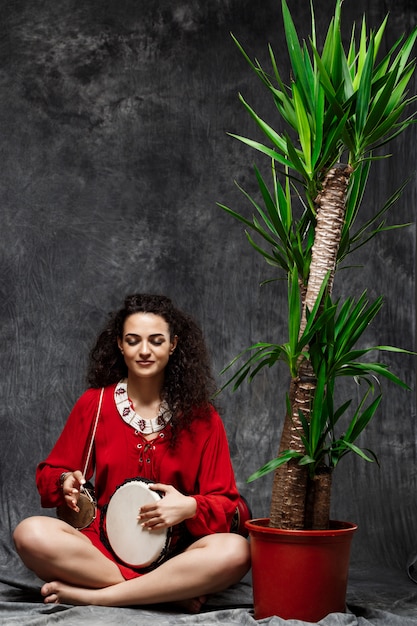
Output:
[301,164,353,333]
[305,467,333,529]
[269,164,352,530]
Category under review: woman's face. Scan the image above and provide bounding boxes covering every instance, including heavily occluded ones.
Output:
[117,312,178,382]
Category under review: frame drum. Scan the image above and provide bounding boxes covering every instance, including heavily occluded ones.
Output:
[105,478,170,569]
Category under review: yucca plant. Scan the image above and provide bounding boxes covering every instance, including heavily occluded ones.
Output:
[220,0,417,530]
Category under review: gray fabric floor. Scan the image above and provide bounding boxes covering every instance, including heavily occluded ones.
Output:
[1,558,417,625]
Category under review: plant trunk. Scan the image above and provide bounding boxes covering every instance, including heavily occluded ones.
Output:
[305,467,333,529]
[269,360,315,529]
[300,163,353,335]
[269,163,352,530]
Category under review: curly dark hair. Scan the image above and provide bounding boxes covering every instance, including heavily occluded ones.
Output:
[87,294,216,435]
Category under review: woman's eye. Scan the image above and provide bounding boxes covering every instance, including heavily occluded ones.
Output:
[124,338,164,346]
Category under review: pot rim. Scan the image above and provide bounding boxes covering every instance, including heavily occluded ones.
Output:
[245,517,358,537]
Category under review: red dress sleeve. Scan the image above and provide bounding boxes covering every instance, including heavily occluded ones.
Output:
[184,408,240,537]
[36,388,101,507]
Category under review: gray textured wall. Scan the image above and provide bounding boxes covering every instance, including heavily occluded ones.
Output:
[0,0,416,576]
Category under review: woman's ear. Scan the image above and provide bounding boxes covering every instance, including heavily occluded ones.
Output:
[117,338,124,354]
[170,335,179,355]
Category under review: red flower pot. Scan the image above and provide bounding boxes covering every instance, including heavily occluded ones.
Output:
[245,518,357,621]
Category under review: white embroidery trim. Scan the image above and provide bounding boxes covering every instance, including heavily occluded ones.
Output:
[114,380,172,434]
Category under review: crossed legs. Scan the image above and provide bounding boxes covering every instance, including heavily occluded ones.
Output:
[13,516,250,609]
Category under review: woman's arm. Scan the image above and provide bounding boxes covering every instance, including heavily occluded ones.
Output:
[184,409,240,537]
[36,388,101,507]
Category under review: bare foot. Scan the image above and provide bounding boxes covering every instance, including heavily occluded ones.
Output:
[173,595,208,613]
[41,582,208,612]
[41,581,96,606]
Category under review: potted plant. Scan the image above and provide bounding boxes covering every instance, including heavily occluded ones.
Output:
[219,0,417,620]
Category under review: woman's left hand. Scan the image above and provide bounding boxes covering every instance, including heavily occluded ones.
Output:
[138,483,197,529]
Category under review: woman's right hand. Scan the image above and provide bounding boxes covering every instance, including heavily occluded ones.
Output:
[61,470,86,512]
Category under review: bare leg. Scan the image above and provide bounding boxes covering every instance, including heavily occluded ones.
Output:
[39,533,250,607]
[13,516,124,587]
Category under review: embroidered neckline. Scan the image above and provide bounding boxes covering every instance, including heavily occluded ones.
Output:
[114,380,172,434]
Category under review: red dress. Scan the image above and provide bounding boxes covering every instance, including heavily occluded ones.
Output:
[36,384,240,579]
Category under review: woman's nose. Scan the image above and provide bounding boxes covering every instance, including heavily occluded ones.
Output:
[139,341,151,356]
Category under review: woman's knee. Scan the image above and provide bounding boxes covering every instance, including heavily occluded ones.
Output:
[14,516,55,556]
[208,533,251,575]
[227,534,251,573]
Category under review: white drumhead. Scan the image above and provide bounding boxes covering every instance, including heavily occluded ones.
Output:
[106,480,168,568]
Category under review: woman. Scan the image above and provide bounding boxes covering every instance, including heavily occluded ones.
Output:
[13,294,251,611]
